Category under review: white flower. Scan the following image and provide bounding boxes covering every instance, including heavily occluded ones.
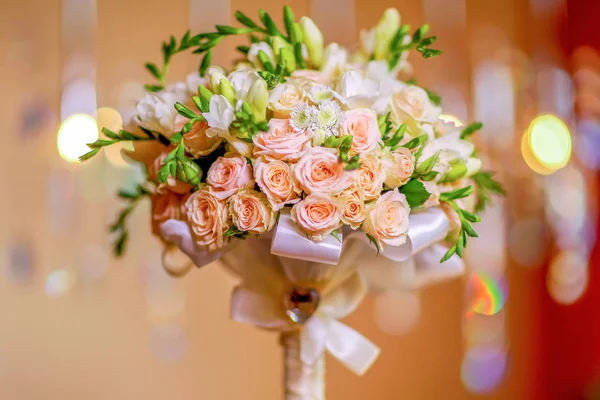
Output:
[419,130,475,178]
[228,70,262,102]
[185,72,208,95]
[308,84,334,104]
[337,70,381,110]
[204,94,235,138]
[321,43,349,74]
[136,89,187,137]
[248,42,275,67]
[290,103,316,132]
[314,100,343,133]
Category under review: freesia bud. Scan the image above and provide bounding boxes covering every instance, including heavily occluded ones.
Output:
[247,79,268,121]
[300,17,324,68]
[279,47,297,72]
[374,8,401,60]
[208,67,227,93]
[271,36,288,58]
[219,78,236,106]
[440,160,467,183]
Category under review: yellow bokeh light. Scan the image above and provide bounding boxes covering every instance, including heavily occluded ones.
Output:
[521,131,554,175]
[439,113,464,127]
[57,114,98,163]
[527,115,571,173]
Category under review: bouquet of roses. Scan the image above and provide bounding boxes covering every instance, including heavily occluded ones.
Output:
[81,7,504,398]
[82,7,501,263]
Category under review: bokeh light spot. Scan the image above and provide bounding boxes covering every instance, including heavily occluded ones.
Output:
[57,113,98,163]
[45,269,76,297]
[461,346,507,394]
[527,115,571,173]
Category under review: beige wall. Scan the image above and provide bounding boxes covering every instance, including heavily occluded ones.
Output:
[0,0,538,398]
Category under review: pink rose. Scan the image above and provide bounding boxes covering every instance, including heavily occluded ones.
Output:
[353,154,386,200]
[339,109,381,154]
[182,120,222,158]
[291,193,342,240]
[381,147,414,188]
[151,192,182,238]
[228,189,276,234]
[268,83,306,118]
[206,154,254,200]
[254,157,301,210]
[339,191,366,229]
[292,147,354,195]
[391,86,441,124]
[291,69,330,85]
[253,119,312,162]
[185,188,229,251]
[148,151,193,195]
[362,189,410,248]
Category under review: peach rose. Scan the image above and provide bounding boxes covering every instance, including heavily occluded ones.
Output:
[353,154,386,201]
[339,109,381,154]
[391,86,441,124]
[291,193,343,240]
[292,147,354,195]
[254,157,301,210]
[362,188,410,248]
[268,83,306,118]
[206,154,254,200]
[151,192,182,237]
[291,69,330,85]
[228,189,276,234]
[339,191,366,229]
[253,118,313,162]
[381,147,414,188]
[185,188,229,251]
[183,120,222,158]
[148,151,193,195]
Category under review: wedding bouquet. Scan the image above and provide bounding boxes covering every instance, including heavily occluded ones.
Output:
[82,6,503,399]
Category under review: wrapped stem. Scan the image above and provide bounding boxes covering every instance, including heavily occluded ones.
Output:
[281,331,325,400]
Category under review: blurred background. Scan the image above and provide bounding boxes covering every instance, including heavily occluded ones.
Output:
[1,0,599,399]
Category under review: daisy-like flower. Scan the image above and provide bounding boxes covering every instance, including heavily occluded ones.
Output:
[290,102,316,132]
[314,100,343,134]
[308,84,334,105]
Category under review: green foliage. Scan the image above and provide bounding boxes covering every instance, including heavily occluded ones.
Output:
[110,184,151,257]
[258,60,287,89]
[473,171,505,212]
[387,23,442,71]
[224,225,250,240]
[399,179,431,208]
[322,134,361,170]
[231,102,269,141]
[366,233,381,255]
[460,121,483,139]
[438,197,482,262]
[80,128,155,162]
[157,139,202,186]
[401,134,428,150]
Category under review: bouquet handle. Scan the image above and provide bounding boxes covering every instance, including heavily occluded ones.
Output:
[281,331,326,400]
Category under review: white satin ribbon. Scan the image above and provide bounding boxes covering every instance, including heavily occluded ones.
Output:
[271,209,343,265]
[226,250,380,376]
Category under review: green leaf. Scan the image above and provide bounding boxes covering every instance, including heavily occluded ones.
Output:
[174,102,197,119]
[415,151,439,175]
[331,230,341,243]
[402,134,428,150]
[144,84,164,92]
[294,42,306,68]
[216,25,242,35]
[79,147,100,162]
[224,225,250,239]
[461,209,481,223]
[425,88,442,106]
[236,45,250,54]
[460,121,483,139]
[440,186,473,201]
[260,10,283,37]
[113,230,128,257]
[235,11,260,29]
[420,171,439,181]
[456,231,464,257]
[440,245,456,263]
[145,62,161,80]
[200,50,212,77]
[170,131,183,144]
[462,220,478,238]
[101,127,120,140]
[399,179,431,208]
[344,161,362,171]
[365,233,381,255]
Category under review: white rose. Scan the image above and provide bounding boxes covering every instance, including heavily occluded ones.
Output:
[381,148,414,188]
[268,83,306,118]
